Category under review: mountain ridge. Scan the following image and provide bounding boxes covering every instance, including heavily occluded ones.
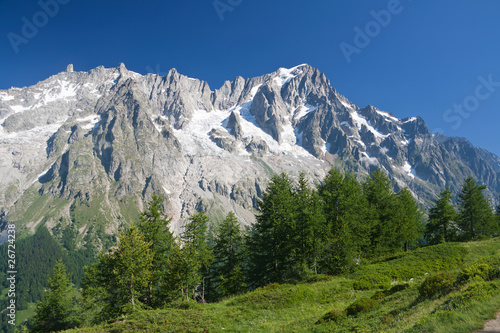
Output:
[0,63,498,244]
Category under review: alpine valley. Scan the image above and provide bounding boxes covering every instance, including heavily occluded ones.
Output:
[1,63,499,246]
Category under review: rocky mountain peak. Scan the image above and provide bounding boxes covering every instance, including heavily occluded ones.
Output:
[0,64,499,242]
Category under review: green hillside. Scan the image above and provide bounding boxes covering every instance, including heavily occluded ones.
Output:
[62,238,500,333]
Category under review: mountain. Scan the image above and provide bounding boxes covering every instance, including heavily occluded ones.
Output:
[0,63,498,246]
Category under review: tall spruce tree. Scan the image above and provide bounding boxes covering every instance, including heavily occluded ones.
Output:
[210,212,247,301]
[318,169,370,273]
[425,187,458,244]
[137,195,175,307]
[178,212,213,302]
[32,260,75,332]
[82,225,153,319]
[457,176,496,240]
[248,173,297,286]
[363,169,398,256]
[295,172,327,274]
[393,188,424,251]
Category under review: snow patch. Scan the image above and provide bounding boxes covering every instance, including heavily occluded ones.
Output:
[402,161,417,179]
[272,65,305,87]
[403,117,418,123]
[0,93,14,101]
[376,110,399,122]
[77,115,101,130]
[351,111,389,139]
[360,152,378,166]
[294,104,317,120]
[10,105,30,113]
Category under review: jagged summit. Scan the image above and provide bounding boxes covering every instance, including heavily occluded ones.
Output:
[0,64,498,241]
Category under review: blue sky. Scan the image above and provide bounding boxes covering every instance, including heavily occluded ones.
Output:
[1,0,499,156]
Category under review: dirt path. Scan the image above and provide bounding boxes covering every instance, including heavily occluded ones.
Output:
[476,311,500,332]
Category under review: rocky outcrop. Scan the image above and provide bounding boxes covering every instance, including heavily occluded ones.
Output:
[0,63,499,243]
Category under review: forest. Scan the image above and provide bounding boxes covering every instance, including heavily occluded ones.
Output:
[2,168,500,332]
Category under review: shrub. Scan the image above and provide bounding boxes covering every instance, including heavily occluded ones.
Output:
[316,309,346,324]
[418,273,457,299]
[381,314,395,325]
[371,283,409,301]
[353,273,391,290]
[346,297,379,316]
[457,263,492,284]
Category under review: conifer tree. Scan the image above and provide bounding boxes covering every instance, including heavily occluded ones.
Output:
[138,195,175,307]
[318,169,370,273]
[82,225,153,320]
[210,212,247,301]
[295,172,327,274]
[248,173,297,286]
[32,260,75,332]
[363,169,398,256]
[393,188,424,251]
[178,212,213,302]
[457,176,496,240]
[425,187,458,244]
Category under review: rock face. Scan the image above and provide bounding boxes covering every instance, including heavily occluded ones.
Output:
[0,63,499,244]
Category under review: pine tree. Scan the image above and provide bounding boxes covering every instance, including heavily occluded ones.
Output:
[393,188,424,251]
[295,172,327,274]
[248,173,297,286]
[210,212,247,301]
[112,225,154,311]
[82,225,153,320]
[318,169,370,273]
[138,195,175,307]
[363,169,398,256]
[32,260,75,332]
[178,212,213,302]
[425,187,458,244]
[457,176,496,240]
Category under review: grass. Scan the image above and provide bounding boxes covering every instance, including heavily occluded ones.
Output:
[61,238,500,332]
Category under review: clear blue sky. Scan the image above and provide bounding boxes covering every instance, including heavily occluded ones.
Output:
[1,0,499,156]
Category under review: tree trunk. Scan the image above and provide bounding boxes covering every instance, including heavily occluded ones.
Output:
[130,280,135,310]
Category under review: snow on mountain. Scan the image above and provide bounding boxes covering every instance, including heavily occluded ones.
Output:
[1,63,499,241]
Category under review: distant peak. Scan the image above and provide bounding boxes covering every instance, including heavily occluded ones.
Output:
[118,62,127,72]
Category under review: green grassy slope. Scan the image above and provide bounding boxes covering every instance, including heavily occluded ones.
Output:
[63,238,500,333]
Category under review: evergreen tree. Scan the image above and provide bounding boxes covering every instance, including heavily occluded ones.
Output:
[210,212,247,301]
[31,260,75,332]
[82,225,153,320]
[295,172,327,274]
[425,187,458,244]
[248,173,297,286]
[457,176,496,240]
[363,169,399,256]
[137,195,175,307]
[393,188,424,251]
[318,169,370,273]
[178,212,213,302]
[112,225,154,311]
[496,201,500,231]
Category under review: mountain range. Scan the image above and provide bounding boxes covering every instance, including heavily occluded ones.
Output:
[1,63,498,246]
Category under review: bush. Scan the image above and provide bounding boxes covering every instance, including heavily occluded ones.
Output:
[353,273,391,290]
[346,297,379,316]
[418,273,457,299]
[316,309,346,324]
[371,283,409,300]
[457,263,492,284]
